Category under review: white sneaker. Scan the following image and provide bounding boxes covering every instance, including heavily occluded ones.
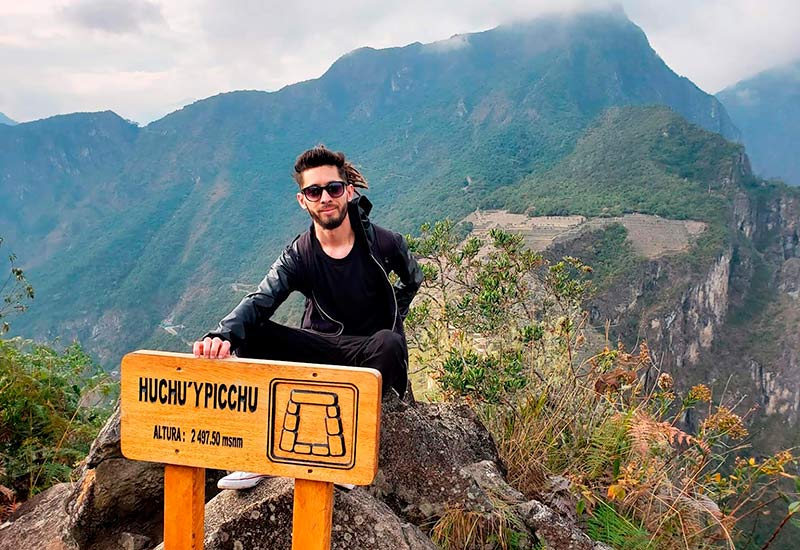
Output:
[217,471,270,490]
[216,471,357,491]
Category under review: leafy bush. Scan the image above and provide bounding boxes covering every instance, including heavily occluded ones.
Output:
[405,219,590,404]
[0,236,116,502]
[0,338,117,499]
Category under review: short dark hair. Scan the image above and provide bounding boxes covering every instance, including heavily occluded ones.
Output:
[292,145,370,189]
[293,145,346,186]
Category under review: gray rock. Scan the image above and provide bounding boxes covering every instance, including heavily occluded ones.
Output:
[119,532,151,550]
[515,499,602,550]
[85,405,124,469]
[371,396,500,523]
[0,483,72,550]
[66,453,165,549]
[65,403,224,550]
[153,477,436,550]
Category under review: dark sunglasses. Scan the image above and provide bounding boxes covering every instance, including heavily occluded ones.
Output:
[300,181,347,202]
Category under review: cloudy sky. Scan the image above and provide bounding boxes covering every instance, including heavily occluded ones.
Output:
[1,0,798,124]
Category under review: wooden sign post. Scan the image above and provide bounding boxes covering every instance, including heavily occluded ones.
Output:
[120,350,382,550]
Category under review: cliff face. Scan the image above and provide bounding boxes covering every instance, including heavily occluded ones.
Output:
[581,153,800,449]
[732,190,800,431]
[643,251,732,370]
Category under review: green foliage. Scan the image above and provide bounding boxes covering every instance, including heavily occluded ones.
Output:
[0,338,117,498]
[586,502,651,550]
[493,107,736,223]
[406,220,590,404]
[570,224,640,290]
[439,349,527,403]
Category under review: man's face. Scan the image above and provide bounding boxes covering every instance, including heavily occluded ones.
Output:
[296,165,354,230]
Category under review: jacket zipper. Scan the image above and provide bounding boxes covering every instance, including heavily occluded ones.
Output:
[310,291,345,336]
[370,253,398,332]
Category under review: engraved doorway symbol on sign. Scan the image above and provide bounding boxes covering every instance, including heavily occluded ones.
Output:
[267,379,359,469]
[279,390,346,457]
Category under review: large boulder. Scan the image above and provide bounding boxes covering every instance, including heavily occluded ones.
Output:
[152,477,436,550]
[65,405,166,549]
[371,397,500,523]
[0,483,72,550]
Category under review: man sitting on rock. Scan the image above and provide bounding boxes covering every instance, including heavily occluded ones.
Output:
[192,145,423,490]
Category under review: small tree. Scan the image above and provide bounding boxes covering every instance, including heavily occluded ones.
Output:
[405,219,590,404]
[0,236,34,334]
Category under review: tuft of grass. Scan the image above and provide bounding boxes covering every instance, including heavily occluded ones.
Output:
[430,504,531,550]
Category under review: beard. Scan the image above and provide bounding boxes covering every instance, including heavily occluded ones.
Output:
[309,201,348,230]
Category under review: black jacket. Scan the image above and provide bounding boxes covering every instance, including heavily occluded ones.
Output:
[207,195,423,351]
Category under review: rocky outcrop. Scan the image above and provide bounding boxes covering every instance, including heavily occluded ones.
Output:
[576,157,800,450]
[713,187,800,432]
[371,397,499,523]
[0,396,604,550]
[0,483,72,550]
[644,250,731,369]
[156,477,437,550]
[65,406,166,549]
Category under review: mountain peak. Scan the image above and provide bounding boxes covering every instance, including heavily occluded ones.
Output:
[0,112,17,126]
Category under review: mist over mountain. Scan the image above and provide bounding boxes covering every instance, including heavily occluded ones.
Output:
[0,112,16,126]
[718,58,800,185]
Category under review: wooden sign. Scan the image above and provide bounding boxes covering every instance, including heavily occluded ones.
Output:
[120,350,382,485]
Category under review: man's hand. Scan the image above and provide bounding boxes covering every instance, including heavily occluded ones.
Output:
[192,337,232,359]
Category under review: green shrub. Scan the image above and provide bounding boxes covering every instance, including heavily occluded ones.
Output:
[0,338,117,499]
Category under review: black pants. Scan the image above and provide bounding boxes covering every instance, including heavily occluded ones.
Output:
[236,320,407,397]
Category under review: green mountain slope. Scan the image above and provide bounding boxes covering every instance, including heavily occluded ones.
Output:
[718,59,800,185]
[0,9,742,366]
[0,112,139,265]
[492,105,740,222]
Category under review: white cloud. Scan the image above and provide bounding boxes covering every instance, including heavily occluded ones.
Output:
[424,34,471,53]
[61,0,165,34]
[625,0,800,92]
[734,88,759,105]
[0,1,797,124]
